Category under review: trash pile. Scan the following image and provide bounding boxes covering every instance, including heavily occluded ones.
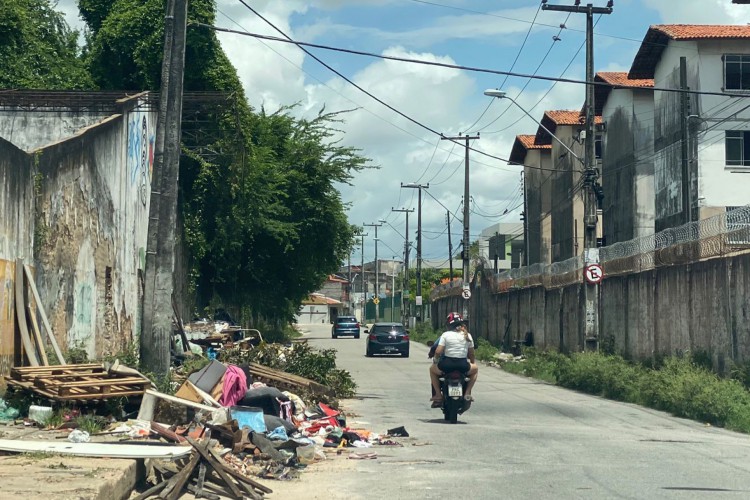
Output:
[0,338,406,499]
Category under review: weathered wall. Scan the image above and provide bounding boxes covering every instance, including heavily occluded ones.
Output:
[0,138,34,376]
[602,88,655,244]
[30,106,155,360]
[433,252,750,369]
[653,41,699,230]
[0,109,111,152]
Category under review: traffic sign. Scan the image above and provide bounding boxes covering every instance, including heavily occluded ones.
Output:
[584,264,604,284]
[373,297,380,305]
[461,286,472,300]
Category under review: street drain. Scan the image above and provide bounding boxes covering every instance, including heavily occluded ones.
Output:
[382,460,443,465]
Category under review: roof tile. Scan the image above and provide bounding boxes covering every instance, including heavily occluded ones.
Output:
[596,72,654,88]
[517,134,551,150]
[654,24,750,40]
[544,110,603,126]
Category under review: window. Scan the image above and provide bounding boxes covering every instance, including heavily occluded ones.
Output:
[726,206,750,245]
[725,55,750,91]
[725,130,750,167]
[595,134,603,159]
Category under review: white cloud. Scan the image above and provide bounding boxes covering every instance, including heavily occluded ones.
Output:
[644,0,750,24]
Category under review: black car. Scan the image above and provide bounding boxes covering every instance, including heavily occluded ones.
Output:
[365,323,409,357]
[332,316,360,339]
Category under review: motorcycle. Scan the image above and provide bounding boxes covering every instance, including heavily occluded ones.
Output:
[439,370,471,423]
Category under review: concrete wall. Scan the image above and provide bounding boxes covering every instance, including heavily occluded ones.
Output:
[0,110,112,152]
[433,252,750,369]
[602,88,655,244]
[0,138,34,375]
[0,100,156,366]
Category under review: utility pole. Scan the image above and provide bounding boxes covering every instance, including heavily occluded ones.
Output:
[363,222,383,322]
[680,56,692,224]
[441,133,480,318]
[401,183,429,323]
[543,1,613,352]
[446,211,454,280]
[522,171,530,267]
[360,232,368,323]
[392,207,413,324]
[141,0,188,375]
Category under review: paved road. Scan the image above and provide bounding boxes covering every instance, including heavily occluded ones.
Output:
[300,323,750,500]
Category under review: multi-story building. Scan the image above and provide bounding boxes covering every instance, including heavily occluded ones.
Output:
[596,72,655,244]
[627,25,750,230]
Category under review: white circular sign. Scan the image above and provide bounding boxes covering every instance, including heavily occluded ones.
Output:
[584,264,604,284]
[461,287,472,300]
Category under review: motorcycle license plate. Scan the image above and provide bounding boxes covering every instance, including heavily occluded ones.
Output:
[448,385,462,397]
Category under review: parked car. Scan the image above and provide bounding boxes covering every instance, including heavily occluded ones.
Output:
[332,316,360,339]
[365,323,409,357]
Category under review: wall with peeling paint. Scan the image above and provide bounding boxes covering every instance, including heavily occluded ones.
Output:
[0,110,112,153]
[0,99,157,367]
[602,87,655,244]
[0,138,34,377]
[524,148,553,265]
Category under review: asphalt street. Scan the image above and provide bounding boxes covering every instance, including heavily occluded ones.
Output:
[301,323,750,500]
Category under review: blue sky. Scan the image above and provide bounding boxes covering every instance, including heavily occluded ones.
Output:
[58,0,750,265]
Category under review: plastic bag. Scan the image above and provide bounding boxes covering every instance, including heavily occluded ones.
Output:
[0,398,20,421]
[268,426,289,442]
[68,429,91,443]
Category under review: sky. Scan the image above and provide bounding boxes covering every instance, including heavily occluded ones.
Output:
[57,0,750,268]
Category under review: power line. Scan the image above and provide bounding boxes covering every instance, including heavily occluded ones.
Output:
[192,23,746,99]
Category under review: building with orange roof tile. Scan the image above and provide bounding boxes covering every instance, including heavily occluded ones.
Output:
[595,71,656,244]
[628,25,750,230]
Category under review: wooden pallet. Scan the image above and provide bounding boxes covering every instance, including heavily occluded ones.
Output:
[7,364,151,401]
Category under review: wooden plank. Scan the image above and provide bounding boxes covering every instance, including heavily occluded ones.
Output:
[0,439,193,459]
[207,446,273,494]
[27,305,49,366]
[172,295,191,353]
[186,438,243,499]
[24,264,66,364]
[161,451,200,500]
[131,479,169,500]
[37,377,149,388]
[15,259,39,366]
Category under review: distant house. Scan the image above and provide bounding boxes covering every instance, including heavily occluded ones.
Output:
[296,293,342,324]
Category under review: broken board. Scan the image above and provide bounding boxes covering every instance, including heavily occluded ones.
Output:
[0,439,192,459]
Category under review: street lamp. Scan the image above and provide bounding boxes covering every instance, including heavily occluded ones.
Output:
[483,89,583,164]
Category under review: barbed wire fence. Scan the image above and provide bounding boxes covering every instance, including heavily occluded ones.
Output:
[432,205,750,298]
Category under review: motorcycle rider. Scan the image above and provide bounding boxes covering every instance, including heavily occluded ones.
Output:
[429,312,478,405]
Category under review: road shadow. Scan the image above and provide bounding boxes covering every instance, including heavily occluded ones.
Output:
[417,418,468,425]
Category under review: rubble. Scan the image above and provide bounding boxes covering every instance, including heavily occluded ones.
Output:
[0,319,407,499]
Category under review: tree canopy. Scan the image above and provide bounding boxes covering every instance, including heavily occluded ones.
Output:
[0,0,93,89]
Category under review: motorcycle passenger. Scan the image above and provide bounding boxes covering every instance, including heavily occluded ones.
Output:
[429,312,478,405]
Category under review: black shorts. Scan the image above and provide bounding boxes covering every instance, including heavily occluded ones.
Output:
[438,357,470,374]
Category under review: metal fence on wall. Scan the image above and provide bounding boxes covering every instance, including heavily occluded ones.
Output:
[432,205,750,298]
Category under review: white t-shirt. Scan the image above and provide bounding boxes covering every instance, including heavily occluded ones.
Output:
[437,330,474,359]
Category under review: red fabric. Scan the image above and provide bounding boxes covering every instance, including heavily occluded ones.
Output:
[305,416,340,434]
[317,403,340,417]
[219,365,247,407]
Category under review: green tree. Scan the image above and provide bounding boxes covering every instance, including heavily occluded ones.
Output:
[0,0,93,89]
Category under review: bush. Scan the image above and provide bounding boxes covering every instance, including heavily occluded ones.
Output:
[410,323,440,345]
[474,338,499,362]
[220,342,357,398]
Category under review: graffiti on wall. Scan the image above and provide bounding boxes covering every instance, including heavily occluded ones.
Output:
[127,114,155,207]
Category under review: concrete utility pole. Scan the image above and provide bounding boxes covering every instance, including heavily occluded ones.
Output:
[391,207,413,324]
[542,1,613,352]
[441,133,480,318]
[360,232,368,322]
[680,56,692,224]
[141,0,188,375]
[401,183,429,323]
[446,211,454,280]
[363,222,383,322]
